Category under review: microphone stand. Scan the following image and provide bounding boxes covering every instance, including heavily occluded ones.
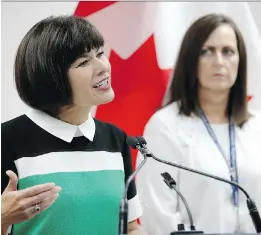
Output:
[132,137,261,233]
[118,154,148,235]
[161,172,203,234]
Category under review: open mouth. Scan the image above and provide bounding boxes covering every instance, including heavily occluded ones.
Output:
[93,78,109,88]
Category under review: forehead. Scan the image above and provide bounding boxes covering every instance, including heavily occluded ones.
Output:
[78,47,102,58]
[203,24,238,47]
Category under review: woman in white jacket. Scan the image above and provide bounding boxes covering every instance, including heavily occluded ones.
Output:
[136,13,261,235]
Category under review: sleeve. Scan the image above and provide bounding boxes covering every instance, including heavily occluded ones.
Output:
[1,130,18,194]
[135,113,183,235]
[121,133,143,223]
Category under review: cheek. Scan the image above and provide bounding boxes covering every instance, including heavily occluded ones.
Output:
[229,60,239,72]
[197,60,211,81]
[228,58,239,79]
[68,70,93,95]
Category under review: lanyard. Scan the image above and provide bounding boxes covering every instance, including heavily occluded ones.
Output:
[198,108,239,207]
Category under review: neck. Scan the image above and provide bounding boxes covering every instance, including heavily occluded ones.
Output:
[57,105,91,125]
[198,88,230,124]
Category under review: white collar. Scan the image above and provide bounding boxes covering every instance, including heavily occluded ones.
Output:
[26,109,95,143]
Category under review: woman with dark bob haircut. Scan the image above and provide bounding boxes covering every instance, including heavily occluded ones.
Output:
[1,15,142,235]
[136,13,261,234]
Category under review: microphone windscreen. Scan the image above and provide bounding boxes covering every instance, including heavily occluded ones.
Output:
[126,136,139,148]
[136,136,147,145]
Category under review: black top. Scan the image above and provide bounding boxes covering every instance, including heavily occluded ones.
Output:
[1,113,142,235]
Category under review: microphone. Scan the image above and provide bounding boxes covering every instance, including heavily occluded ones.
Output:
[129,136,261,233]
[161,172,199,233]
[118,138,148,235]
[133,136,202,234]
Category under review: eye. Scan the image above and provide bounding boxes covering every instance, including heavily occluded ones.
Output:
[77,59,90,67]
[97,51,105,58]
[200,48,212,56]
[223,47,235,56]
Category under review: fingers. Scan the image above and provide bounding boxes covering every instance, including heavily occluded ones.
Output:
[24,186,62,208]
[18,183,57,199]
[25,193,60,219]
[1,180,62,225]
[39,193,59,212]
[5,170,18,192]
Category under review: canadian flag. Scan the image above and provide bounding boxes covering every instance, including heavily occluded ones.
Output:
[74,2,261,167]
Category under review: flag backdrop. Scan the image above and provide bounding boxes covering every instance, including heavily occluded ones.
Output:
[73,2,261,168]
[3,2,261,164]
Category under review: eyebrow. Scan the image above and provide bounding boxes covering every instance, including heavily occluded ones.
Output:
[203,45,236,49]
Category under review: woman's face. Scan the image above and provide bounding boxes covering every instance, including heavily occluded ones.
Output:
[197,24,240,92]
[68,47,115,107]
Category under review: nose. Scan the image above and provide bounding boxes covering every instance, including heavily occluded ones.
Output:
[214,52,225,66]
[94,58,110,76]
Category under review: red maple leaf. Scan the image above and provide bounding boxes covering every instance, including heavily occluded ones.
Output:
[95,35,172,167]
[74,1,117,17]
[74,3,254,167]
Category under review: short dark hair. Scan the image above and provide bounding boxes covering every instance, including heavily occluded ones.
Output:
[14,15,104,116]
[164,13,249,127]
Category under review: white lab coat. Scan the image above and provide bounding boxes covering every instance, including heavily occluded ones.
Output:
[136,101,261,235]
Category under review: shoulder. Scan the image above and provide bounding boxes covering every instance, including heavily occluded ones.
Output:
[93,118,127,144]
[142,102,186,149]
[93,119,132,163]
[143,102,198,151]
[248,109,261,122]
[244,109,261,130]
[2,115,28,130]
[2,115,30,141]
[145,101,183,131]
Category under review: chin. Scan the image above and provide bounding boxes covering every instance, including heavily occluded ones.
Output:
[96,89,115,105]
[217,84,233,90]
[207,82,233,91]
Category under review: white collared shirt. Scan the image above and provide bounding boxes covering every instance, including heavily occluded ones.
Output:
[136,102,261,234]
[26,108,96,142]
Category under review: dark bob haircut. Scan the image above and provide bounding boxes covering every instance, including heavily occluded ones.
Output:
[165,13,249,127]
[14,15,104,116]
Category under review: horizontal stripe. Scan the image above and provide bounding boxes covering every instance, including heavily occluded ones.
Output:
[14,171,125,235]
[128,194,143,222]
[15,151,124,180]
